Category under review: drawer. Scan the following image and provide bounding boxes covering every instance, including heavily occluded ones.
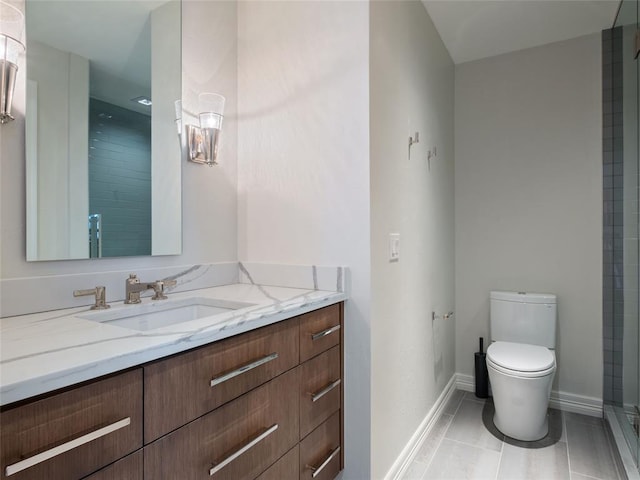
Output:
[82,450,142,480]
[255,446,299,480]
[300,346,341,439]
[300,412,341,480]
[0,369,142,480]
[144,367,300,480]
[300,304,341,363]
[144,318,299,442]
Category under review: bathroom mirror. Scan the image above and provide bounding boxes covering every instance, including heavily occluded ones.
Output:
[25,0,182,261]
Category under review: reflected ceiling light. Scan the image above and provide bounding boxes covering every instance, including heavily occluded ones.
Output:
[131,95,152,106]
[0,1,25,124]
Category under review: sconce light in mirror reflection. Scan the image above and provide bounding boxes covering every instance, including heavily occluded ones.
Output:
[0,1,25,124]
[175,93,225,166]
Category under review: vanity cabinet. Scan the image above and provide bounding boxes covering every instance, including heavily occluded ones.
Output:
[0,302,344,480]
[144,318,300,443]
[145,368,300,479]
[0,369,143,480]
[83,451,143,480]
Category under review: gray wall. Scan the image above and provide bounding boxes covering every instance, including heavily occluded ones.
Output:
[89,99,151,257]
[369,1,455,477]
[455,34,603,403]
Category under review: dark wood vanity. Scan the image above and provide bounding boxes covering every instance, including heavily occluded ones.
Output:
[0,303,344,480]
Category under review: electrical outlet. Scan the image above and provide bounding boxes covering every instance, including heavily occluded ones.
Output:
[389,233,400,261]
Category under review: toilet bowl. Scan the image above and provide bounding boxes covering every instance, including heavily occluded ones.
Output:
[486,341,556,441]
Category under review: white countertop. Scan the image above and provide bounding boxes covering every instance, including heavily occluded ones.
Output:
[0,283,346,406]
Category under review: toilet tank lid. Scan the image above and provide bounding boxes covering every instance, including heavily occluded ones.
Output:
[490,291,556,304]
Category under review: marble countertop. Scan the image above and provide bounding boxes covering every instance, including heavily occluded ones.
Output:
[0,283,346,406]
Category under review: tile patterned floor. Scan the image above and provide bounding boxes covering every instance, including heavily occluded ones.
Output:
[402,390,623,480]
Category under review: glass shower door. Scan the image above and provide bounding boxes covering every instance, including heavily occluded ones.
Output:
[610,0,639,468]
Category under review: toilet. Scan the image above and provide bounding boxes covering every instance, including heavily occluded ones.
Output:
[486,291,557,441]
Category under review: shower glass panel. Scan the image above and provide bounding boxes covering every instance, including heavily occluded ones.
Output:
[607,0,639,470]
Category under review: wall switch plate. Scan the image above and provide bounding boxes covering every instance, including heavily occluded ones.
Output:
[389,233,400,261]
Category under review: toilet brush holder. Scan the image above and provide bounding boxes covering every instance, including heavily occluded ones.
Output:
[475,337,489,398]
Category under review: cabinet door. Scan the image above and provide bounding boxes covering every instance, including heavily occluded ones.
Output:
[300,412,341,480]
[1,369,142,480]
[83,450,143,480]
[144,367,300,480]
[299,304,341,363]
[300,346,341,439]
[144,318,299,442]
[255,446,299,480]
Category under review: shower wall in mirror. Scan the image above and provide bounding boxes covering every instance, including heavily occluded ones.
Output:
[25,0,182,261]
[603,0,639,472]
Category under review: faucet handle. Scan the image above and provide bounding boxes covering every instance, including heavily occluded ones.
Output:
[150,280,177,300]
[125,274,143,304]
[74,286,110,310]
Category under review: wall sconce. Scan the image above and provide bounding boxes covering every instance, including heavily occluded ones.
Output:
[0,1,25,124]
[175,93,225,167]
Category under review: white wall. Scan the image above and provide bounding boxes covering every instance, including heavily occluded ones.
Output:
[0,1,238,279]
[236,2,371,477]
[25,41,89,260]
[455,34,603,401]
[370,2,455,477]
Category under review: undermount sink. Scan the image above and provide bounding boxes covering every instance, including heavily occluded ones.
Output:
[78,297,255,331]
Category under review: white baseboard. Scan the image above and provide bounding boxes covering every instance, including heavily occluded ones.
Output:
[455,373,603,417]
[384,375,458,480]
[455,373,475,393]
[549,390,603,417]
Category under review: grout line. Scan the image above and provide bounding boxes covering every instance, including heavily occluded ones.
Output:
[565,411,575,480]
[493,432,505,480]
[421,392,467,478]
[444,437,504,455]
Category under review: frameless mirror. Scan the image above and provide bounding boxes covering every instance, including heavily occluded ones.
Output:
[25,0,182,261]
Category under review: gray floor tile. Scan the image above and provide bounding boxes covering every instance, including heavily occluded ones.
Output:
[464,391,488,404]
[565,411,605,427]
[497,441,570,480]
[424,438,501,480]
[443,390,466,415]
[402,460,429,480]
[566,419,619,480]
[571,473,605,480]
[445,399,504,452]
[414,413,453,464]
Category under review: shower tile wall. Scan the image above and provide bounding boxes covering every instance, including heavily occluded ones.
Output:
[602,27,624,406]
[88,99,152,257]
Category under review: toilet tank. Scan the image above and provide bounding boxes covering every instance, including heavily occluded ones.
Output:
[490,291,557,348]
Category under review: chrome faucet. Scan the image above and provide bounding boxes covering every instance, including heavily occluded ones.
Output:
[125,274,177,304]
[74,286,110,310]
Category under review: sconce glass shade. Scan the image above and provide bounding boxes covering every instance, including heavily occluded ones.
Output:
[186,93,225,167]
[0,1,24,124]
[0,33,24,124]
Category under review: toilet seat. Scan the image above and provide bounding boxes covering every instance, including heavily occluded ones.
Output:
[487,341,555,378]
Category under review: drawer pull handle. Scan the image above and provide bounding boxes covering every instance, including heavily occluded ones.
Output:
[311,325,341,341]
[5,417,131,477]
[209,424,278,476]
[310,379,341,403]
[210,352,279,387]
[306,445,341,478]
